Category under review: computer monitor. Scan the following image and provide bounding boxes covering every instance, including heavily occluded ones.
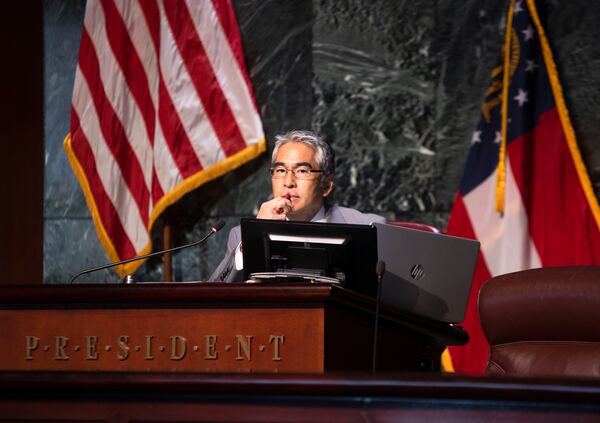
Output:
[240,218,379,296]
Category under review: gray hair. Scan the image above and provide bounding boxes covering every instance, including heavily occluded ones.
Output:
[272,130,335,189]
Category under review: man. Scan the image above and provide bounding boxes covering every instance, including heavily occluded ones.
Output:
[210,130,385,282]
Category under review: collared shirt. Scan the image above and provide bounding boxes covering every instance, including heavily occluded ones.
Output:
[234,206,327,271]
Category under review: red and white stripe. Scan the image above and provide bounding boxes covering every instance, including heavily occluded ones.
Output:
[463,165,541,276]
[66,0,265,275]
[465,108,600,277]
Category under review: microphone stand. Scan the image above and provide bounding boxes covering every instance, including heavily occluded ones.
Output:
[372,260,386,373]
[69,221,225,284]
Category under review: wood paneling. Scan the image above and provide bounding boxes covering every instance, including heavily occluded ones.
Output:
[1,308,324,373]
[0,3,44,284]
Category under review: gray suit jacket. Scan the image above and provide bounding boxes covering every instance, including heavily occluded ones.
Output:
[209,205,385,282]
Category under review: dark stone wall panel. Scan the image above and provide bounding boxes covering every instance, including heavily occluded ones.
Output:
[312,0,439,223]
[431,0,507,213]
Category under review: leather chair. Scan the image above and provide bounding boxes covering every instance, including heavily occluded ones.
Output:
[479,266,600,378]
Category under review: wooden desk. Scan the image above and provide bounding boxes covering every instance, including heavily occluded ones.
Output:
[3,285,597,421]
[0,283,467,373]
[0,372,599,422]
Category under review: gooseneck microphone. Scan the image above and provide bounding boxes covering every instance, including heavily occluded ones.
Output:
[372,260,386,373]
[69,221,226,284]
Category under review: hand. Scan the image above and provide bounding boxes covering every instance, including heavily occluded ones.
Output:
[256,196,292,220]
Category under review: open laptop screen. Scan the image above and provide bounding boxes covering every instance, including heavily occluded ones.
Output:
[374,223,480,323]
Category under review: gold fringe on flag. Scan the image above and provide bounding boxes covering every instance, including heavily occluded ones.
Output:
[495,0,516,214]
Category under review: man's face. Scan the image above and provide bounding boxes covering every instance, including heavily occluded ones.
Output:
[271,142,333,221]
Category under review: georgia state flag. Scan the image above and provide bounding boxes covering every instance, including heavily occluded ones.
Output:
[446,0,600,374]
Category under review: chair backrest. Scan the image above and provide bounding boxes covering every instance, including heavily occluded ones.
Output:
[387,221,441,234]
[479,266,600,378]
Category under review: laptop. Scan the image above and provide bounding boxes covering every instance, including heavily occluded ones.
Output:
[373,222,480,323]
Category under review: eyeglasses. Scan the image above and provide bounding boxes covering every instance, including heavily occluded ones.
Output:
[269,165,324,179]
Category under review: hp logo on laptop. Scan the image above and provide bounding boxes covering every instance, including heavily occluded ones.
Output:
[410,264,425,280]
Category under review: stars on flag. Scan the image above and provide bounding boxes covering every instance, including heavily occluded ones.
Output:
[514,89,529,107]
[494,131,502,144]
[522,25,535,41]
[525,60,539,73]
[471,130,482,145]
[514,0,524,15]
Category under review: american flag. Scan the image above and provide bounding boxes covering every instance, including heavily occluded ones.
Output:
[64,0,265,276]
[446,0,600,373]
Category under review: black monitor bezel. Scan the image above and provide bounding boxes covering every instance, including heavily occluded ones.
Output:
[240,218,378,296]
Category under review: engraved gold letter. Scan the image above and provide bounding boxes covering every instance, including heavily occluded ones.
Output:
[144,335,154,360]
[170,336,187,360]
[85,335,98,360]
[25,336,40,360]
[236,335,253,361]
[269,335,285,361]
[117,336,130,361]
[55,336,69,360]
[205,335,218,360]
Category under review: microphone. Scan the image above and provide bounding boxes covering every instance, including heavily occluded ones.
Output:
[372,260,386,373]
[69,221,226,284]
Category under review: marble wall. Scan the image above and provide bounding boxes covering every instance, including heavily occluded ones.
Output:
[43,0,600,283]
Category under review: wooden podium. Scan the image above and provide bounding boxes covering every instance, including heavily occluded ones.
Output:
[0,283,467,373]
[4,285,600,423]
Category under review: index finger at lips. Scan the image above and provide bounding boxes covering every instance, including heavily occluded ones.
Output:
[270,197,288,214]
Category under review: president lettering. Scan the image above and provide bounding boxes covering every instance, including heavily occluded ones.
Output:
[24,334,285,362]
